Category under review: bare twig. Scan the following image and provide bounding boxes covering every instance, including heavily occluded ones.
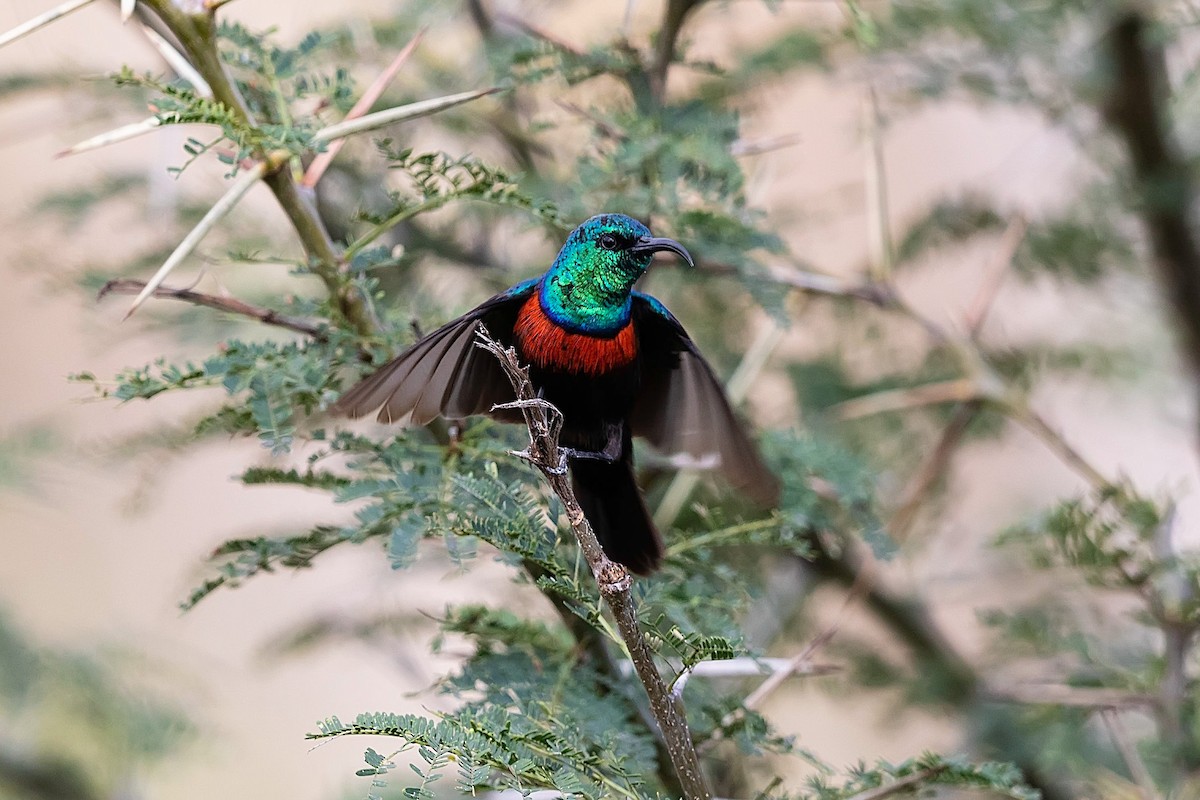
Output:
[1007,404,1113,491]
[964,214,1028,336]
[832,378,979,421]
[56,116,162,158]
[124,158,271,319]
[887,402,981,541]
[985,684,1156,710]
[1102,710,1161,800]
[98,279,323,337]
[0,0,96,49]
[492,11,585,57]
[311,88,500,144]
[863,85,894,283]
[302,28,427,188]
[475,326,712,800]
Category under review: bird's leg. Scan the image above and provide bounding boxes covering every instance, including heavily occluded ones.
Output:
[561,422,623,464]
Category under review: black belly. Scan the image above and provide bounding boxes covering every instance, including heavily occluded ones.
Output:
[525,361,640,453]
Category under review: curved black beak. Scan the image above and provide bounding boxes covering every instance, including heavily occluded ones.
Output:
[630,235,694,267]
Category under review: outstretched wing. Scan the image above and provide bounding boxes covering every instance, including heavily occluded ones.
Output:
[629,293,780,506]
[331,281,536,425]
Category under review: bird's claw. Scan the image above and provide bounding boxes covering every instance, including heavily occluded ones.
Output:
[546,451,569,475]
[508,447,569,475]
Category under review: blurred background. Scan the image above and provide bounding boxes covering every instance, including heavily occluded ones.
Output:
[1,1,1197,799]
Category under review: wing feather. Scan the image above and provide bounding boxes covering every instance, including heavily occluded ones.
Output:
[331,284,532,425]
[630,295,780,506]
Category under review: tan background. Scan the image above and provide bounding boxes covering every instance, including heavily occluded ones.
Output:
[0,1,1195,798]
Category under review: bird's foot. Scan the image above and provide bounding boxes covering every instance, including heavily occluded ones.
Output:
[493,398,558,414]
[559,446,619,464]
[508,447,570,475]
[546,451,569,475]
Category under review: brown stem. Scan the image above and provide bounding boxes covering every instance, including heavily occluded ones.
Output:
[649,0,703,103]
[475,326,712,800]
[888,402,981,541]
[138,0,375,336]
[1102,10,1200,436]
[97,279,324,338]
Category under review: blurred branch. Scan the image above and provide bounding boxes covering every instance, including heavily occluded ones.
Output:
[1102,710,1161,800]
[965,214,1028,335]
[475,326,712,800]
[863,86,894,283]
[986,684,1156,710]
[1102,11,1200,436]
[845,767,947,800]
[887,401,981,541]
[649,0,704,102]
[98,279,324,337]
[832,378,978,421]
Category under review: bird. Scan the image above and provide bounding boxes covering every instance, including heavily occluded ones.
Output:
[332,213,779,574]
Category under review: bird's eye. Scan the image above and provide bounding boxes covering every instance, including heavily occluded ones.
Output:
[598,234,618,250]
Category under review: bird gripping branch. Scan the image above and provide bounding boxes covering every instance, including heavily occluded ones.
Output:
[333,213,779,573]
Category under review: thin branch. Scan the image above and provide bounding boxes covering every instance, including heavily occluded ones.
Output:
[730,131,803,157]
[887,402,980,541]
[985,684,1156,710]
[964,214,1028,336]
[832,378,979,421]
[302,28,427,188]
[98,279,324,337]
[1007,404,1113,491]
[311,88,500,144]
[0,0,96,49]
[124,158,270,319]
[863,85,894,283]
[475,326,712,800]
[1101,710,1161,800]
[56,116,162,158]
[491,11,585,56]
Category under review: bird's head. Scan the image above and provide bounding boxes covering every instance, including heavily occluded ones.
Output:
[541,214,693,333]
[555,214,694,281]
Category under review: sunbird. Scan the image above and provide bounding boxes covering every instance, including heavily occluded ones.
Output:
[333,213,779,573]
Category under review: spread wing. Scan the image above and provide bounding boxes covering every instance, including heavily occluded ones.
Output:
[331,281,536,425]
[629,293,780,506]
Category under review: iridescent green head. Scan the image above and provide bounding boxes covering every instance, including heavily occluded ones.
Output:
[539,213,693,334]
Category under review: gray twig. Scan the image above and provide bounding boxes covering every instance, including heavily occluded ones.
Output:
[98,279,324,338]
[474,325,712,800]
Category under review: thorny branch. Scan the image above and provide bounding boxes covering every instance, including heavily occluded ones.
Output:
[97,279,324,338]
[474,325,713,800]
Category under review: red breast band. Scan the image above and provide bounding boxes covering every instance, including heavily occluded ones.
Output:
[513,294,638,376]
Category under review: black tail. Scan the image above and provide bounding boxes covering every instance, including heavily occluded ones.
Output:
[570,460,663,575]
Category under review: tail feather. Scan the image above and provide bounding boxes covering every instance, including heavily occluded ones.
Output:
[571,460,663,575]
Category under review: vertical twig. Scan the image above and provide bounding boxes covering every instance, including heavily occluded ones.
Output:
[475,326,712,800]
[1101,709,1161,800]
